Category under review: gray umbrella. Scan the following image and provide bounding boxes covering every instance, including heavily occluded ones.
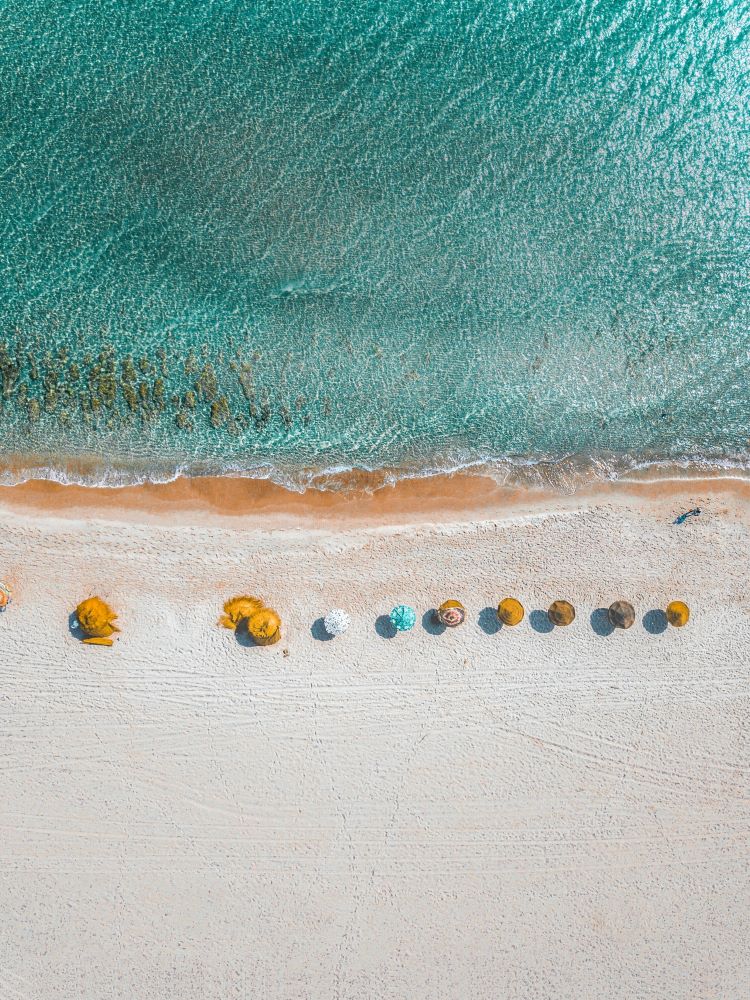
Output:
[608,600,635,629]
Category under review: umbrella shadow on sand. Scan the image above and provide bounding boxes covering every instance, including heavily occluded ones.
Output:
[311,617,334,641]
[590,608,615,636]
[477,607,502,635]
[422,610,446,635]
[233,619,259,647]
[68,611,87,641]
[375,614,397,639]
[529,610,555,634]
[643,609,668,634]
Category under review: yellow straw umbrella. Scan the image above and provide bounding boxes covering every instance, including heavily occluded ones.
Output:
[497,598,524,626]
[219,595,264,630]
[666,600,689,627]
[76,597,120,646]
[436,600,465,627]
[247,607,282,645]
[548,600,575,626]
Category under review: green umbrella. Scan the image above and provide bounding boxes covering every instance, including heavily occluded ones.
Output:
[390,605,416,632]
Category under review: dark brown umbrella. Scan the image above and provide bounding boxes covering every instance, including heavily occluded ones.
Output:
[608,600,635,629]
[548,600,575,626]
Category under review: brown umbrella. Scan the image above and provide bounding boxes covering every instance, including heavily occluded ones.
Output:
[436,600,465,627]
[548,600,575,626]
[608,600,635,629]
[666,600,689,627]
[497,598,524,626]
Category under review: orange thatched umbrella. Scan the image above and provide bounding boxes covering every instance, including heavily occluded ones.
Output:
[219,595,264,630]
[247,607,282,645]
[0,582,11,612]
[76,596,120,647]
[608,600,635,629]
[497,598,524,626]
[436,600,465,627]
[666,600,689,627]
[548,600,575,626]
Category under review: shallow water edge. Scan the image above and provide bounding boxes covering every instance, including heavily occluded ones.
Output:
[1,448,750,496]
[1,448,750,538]
[2,458,749,535]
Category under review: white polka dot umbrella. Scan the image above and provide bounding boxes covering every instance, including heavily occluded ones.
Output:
[323,609,351,637]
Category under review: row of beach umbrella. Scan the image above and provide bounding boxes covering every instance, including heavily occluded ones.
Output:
[396,599,689,631]
[0,587,692,645]
[54,594,688,646]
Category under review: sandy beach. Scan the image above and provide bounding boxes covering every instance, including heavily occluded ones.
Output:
[0,475,748,999]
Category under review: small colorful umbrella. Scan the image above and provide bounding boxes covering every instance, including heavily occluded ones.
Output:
[0,582,11,612]
[389,605,416,632]
[436,600,465,627]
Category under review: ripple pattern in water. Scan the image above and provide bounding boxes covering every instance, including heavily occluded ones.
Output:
[0,0,748,486]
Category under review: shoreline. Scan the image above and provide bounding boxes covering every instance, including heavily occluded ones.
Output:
[2,446,750,495]
[1,465,750,529]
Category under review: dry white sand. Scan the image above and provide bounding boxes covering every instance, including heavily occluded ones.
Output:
[0,485,748,999]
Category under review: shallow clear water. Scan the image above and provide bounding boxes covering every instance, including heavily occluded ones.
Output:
[0,0,748,489]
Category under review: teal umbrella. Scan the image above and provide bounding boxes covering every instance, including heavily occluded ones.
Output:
[389,605,416,632]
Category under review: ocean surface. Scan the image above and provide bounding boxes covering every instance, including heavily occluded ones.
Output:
[0,0,748,490]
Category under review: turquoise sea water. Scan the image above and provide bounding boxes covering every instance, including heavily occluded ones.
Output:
[0,0,748,489]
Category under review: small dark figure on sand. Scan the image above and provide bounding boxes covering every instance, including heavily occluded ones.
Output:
[673,507,701,525]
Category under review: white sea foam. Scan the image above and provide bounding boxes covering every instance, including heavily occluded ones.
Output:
[2,450,749,495]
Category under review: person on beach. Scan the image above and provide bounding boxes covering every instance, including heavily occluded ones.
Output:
[674,508,701,525]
